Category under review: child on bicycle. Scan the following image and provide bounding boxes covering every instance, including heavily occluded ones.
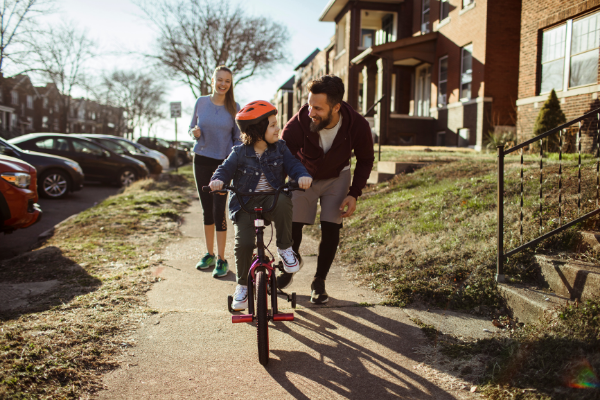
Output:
[209,100,312,310]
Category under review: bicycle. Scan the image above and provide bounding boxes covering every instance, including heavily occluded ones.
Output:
[203,182,303,366]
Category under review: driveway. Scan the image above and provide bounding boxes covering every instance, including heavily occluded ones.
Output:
[0,182,120,260]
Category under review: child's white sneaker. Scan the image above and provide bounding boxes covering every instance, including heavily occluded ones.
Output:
[277,247,301,273]
[232,285,248,311]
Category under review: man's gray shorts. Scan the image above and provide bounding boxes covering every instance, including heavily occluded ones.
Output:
[292,169,351,225]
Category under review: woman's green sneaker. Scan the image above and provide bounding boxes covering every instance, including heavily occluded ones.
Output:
[196,253,216,270]
[212,258,229,278]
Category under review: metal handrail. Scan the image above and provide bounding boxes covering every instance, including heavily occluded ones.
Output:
[496,106,600,282]
[363,95,386,162]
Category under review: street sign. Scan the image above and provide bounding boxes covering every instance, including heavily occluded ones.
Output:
[170,102,182,118]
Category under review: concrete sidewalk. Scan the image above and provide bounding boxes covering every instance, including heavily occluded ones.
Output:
[97,201,492,399]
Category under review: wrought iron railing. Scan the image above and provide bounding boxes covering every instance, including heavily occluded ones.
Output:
[496,107,600,282]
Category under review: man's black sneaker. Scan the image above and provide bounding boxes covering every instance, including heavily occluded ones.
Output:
[310,277,329,304]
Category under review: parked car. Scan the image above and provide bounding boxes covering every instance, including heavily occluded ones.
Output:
[0,137,84,199]
[108,136,170,172]
[78,134,163,174]
[9,133,149,187]
[0,155,42,233]
[137,136,191,167]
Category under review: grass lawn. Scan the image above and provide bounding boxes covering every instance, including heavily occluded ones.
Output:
[308,145,600,398]
[0,172,196,399]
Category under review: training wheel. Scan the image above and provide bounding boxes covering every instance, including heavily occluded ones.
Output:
[227,295,233,313]
[291,292,296,309]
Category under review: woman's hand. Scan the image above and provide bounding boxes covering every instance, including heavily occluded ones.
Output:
[209,180,223,191]
[298,176,312,190]
[191,125,201,139]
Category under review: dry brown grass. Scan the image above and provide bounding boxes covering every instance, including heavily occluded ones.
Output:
[0,173,195,399]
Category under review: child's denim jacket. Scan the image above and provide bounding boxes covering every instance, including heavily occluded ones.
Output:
[211,140,311,221]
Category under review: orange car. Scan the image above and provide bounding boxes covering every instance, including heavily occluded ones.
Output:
[0,155,42,233]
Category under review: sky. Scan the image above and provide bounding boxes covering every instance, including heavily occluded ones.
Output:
[31,0,335,140]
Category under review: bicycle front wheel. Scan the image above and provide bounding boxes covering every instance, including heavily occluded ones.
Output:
[256,270,269,366]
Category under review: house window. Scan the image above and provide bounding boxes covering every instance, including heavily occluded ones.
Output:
[27,95,33,109]
[441,0,450,21]
[460,44,473,101]
[438,56,448,106]
[422,0,430,33]
[54,103,59,112]
[42,116,48,128]
[43,98,48,108]
[390,73,396,113]
[381,14,394,44]
[11,91,18,105]
[361,29,375,48]
[540,12,600,94]
[463,0,474,7]
[337,14,347,53]
[27,116,33,129]
[12,113,16,127]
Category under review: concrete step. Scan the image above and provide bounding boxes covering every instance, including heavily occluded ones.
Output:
[535,254,600,301]
[377,161,428,175]
[580,230,600,252]
[367,171,395,184]
[498,283,568,325]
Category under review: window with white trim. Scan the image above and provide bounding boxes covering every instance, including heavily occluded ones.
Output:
[27,95,33,109]
[422,0,430,33]
[11,91,17,105]
[438,56,448,106]
[540,12,600,94]
[440,0,450,21]
[337,14,347,53]
[463,0,474,8]
[460,44,473,101]
[42,116,48,128]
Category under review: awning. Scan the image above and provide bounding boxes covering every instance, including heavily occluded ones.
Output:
[351,32,438,66]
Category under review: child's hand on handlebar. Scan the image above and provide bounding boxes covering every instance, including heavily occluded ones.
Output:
[298,176,312,190]
[209,180,224,191]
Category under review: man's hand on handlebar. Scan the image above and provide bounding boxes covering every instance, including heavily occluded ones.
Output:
[209,179,224,191]
[298,176,312,190]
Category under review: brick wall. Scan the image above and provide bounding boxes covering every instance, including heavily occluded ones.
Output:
[518,0,600,149]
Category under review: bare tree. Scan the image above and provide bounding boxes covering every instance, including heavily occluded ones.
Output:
[27,21,94,132]
[104,70,167,139]
[136,0,289,97]
[0,0,55,76]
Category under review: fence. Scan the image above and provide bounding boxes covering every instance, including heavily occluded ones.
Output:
[496,107,600,282]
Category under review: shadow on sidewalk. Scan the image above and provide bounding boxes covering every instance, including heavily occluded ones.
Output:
[266,307,457,399]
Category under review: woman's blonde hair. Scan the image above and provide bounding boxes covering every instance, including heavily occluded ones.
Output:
[212,66,237,120]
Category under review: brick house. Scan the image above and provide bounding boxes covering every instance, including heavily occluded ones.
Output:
[279,0,522,150]
[0,75,38,138]
[516,0,600,151]
[274,76,295,130]
[34,83,62,133]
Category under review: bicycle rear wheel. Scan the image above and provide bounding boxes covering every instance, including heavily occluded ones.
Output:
[256,270,269,366]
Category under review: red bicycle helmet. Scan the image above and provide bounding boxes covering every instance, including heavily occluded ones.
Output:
[235,100,277,133]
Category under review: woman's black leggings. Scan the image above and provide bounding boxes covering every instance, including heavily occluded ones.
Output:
[193,155,227,232]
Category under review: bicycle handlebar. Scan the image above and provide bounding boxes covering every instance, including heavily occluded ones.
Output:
[201,182,305,215]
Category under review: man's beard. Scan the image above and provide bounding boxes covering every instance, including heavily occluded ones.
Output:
[309,108,333,133]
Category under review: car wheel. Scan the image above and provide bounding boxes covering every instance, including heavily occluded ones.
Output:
[39,170,70,199]
[119,168,137,187]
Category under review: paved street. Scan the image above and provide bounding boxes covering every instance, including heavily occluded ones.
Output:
[0,182,120,260]
[97,201,488,399]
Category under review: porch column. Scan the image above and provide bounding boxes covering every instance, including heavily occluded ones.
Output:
[362,66,369,114]
[376,57,391,145]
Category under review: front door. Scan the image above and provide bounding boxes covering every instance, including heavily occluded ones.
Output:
[415,64,431,117]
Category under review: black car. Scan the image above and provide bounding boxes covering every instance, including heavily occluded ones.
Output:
[79,134,163,174]
[9,133,149,187]
[137,136,191,167]
[0,137,84,199]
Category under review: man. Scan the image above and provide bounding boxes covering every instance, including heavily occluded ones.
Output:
[280,74,375,304]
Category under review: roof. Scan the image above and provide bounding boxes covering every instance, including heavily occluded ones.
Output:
[319,0,405,22]
[294,49,320,71]
[278,76,295,91]
[351,32,438,65]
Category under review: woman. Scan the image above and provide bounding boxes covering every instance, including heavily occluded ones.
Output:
[190,65,241,278]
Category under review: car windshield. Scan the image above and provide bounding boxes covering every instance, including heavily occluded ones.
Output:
[98,139,126,154]
[114,139,139,154]
[0,137,22,154]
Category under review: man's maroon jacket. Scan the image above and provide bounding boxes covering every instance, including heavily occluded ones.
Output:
[281,101,375,199]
